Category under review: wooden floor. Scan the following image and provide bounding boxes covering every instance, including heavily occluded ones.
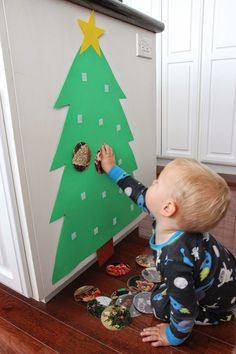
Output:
[0,189,236,353]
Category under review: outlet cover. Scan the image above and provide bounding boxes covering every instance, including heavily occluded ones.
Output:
[136,33,152,59]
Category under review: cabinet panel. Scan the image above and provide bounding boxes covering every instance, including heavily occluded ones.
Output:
[162,62,193,155]
[212,0,236,54]
[161,0,202,158]
[168,0,192,56]
[209,60,236,155]
[200,59,236,163]
[199,0,236,165]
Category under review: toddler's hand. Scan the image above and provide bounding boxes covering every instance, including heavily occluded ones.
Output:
[140,323,170,347]
[99,144,116,173]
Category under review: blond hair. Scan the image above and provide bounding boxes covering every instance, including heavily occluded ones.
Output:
[167,158,230,232]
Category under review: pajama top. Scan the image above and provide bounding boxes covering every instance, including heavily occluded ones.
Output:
[108,165,236,346]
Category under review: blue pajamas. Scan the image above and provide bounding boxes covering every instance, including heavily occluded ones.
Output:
[108,165,236,346]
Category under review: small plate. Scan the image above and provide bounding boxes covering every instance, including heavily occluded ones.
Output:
[74,285,101,302]
[115,294,141,318]
[129,304,142,318]
[127,275,154,292]
[136,254,155,268]
[87,296,112,318]
[133,292,153,314]
[106,262,130,276]
[111,288,131,302]
[101,305,131,330]
[142,267,162,283]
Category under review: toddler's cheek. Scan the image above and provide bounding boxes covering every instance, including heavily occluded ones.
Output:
[145,187,154,211]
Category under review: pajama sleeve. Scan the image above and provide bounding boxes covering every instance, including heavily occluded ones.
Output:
[107,165,150,214]
[164,246,199,345]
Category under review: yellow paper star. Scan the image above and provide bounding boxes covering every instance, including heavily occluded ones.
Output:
[77,11,105,56]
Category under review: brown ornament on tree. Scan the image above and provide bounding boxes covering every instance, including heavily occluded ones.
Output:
[94,149,104,174]
[72,142,91,171]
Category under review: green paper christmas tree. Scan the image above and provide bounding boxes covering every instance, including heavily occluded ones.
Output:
[50,11,141,284]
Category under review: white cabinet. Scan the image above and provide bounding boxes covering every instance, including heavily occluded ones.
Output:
[0,0,158,301]
[161,0,202,159]
[159,0,236,170]
[199,0,236,166]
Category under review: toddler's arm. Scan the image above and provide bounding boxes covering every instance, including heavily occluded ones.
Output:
[164,247,198,345]
[100,144,150,214]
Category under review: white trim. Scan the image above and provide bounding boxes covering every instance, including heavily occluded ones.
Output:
[0,43,31,296]
[152,0,162,156]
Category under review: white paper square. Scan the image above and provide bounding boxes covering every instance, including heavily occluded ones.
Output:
[71,232,77,240]
[94,227,99,235]
[118,159,122,166]
[102,191,106,198]
[99,118,104,126]
[81,192,86,200]
[82,72,87,82]
[116,124,121,131]
[113,217,117,225]
[104,84,109,92]
[77,114,83,124]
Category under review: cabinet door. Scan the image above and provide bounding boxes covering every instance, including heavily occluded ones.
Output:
[0,98,31,295]
[0,39,31,296]
[199,0,236,165]
[161,0,202,158]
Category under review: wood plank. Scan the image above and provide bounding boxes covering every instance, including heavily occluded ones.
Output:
[4,268,181,354]
[0,317,56,354]
[179,331,236,354]
[32,232,236,350]
[25,289,181,354]
[22,262,236,353]
[130,312,236,352]
[29,269,236,354]
[0,289,119,354]
[193,321,236,347]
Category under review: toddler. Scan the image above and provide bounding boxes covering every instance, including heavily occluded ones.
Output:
[99,144,236,347]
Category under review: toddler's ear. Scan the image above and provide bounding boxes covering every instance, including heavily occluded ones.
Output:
[161,200,176,217]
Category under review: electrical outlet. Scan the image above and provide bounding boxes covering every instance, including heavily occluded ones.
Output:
[136,33,152,59]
